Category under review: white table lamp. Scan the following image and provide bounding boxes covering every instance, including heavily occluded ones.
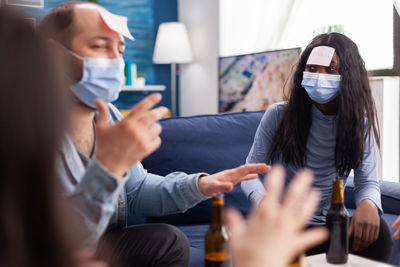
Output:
[153,22,193,116]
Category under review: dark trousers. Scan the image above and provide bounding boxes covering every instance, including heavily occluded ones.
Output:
[96,224,190,267]
[307,217,393,262]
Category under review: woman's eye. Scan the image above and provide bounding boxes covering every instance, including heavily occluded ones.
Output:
[307,66,316,72]
[329,66,337,72]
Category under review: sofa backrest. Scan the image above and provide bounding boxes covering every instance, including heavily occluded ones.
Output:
[141,111,265,225]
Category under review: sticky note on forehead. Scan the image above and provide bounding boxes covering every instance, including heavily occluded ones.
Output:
[306,46,335,67]
[98,8,134,40]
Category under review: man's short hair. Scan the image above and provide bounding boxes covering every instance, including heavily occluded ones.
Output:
[38,1,86,48]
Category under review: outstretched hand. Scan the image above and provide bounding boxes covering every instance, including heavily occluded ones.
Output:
[197,164,270,197]
[226,166,328,267]
[95,93,168,177]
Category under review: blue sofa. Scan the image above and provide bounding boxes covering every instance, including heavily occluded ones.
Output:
[135,111,400,266]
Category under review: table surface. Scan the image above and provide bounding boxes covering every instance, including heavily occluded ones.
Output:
[306,253,395,267]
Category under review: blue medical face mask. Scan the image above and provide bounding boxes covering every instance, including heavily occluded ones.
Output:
[66,49,125,109]
[301,71,341,104]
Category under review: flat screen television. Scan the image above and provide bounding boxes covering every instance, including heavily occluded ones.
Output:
[219,48,301,113]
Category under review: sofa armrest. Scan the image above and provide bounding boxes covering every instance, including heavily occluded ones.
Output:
[345,176,400,215]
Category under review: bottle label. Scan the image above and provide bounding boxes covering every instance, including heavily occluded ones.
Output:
[205,252,232,261]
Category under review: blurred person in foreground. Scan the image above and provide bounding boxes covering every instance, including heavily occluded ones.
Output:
[0,8,106,267]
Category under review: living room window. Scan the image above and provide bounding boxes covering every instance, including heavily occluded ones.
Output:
[220,0,398,75]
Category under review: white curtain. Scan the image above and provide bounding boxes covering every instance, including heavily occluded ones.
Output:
[219,0,393,70]
[219,0,303,57]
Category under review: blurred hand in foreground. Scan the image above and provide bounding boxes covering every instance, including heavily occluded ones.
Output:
[226,165,328,267]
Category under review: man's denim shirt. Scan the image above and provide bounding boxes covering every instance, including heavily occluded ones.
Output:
[57,103,208,247]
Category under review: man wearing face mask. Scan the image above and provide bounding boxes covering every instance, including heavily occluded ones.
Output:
[38,2,270,267]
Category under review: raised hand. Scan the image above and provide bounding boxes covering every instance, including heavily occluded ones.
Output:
[95,93,168,177]
[226,166,328,267]
[197,164,270,197]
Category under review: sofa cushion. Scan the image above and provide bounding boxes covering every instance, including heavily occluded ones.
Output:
[177,224,209,267]
[344,176,400,215]
[141,111,265,224]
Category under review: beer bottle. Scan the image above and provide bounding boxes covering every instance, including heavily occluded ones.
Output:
[205,194,231,267]
[326,178,349,264]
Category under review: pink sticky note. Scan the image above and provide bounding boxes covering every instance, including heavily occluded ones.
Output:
[98,8,134,40]
[306,46,335,67]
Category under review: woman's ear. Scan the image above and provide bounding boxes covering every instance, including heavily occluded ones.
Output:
[46,39,83,85]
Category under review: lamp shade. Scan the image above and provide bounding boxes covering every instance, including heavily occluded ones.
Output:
[395,0,400,15]
[153,22,193,64]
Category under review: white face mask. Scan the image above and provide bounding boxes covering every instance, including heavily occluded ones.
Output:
[301,72,341,104]
[66,48,125,109]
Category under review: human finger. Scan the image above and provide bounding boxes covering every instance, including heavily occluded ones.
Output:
[74,249,95,261]
[392,216,400,228]
[282,169,314,216]
[239,173,258,182]
[79,262,109,267]
[219,164,269,185]
[139,106,168,128]
[125,93,162,121]
[348,219,355,237]
[372,223,379,243]
[146,136,162,155]
[95,99,110,128]
[213,182,234,193]
[147,123,162,139]
[352,222,363,250]
[233,164,270,178]
[393,228,400,239]
[373,226,380,242]
[359,224,372,249]
[369,223,379,243]
[74,250,109,267]
[225,208,246,240]
[294,228,329,256]
[296,190,321,229]
[259,165,285,212]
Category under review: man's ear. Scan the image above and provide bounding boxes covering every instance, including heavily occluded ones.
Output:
[46,38,83,85]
